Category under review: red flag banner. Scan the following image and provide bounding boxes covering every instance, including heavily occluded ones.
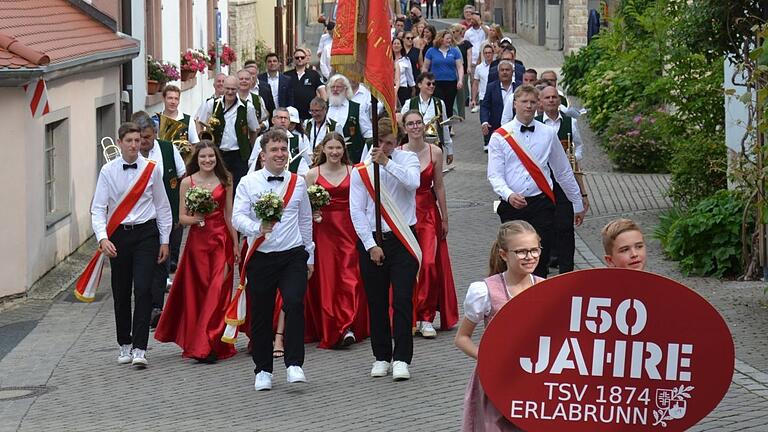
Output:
[330,0,360,66]
[364,0,397,129]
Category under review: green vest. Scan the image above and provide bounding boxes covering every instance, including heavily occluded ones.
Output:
[212,100,251,161]
[156,139,180,224]
[560,94,569,107]
[249,93,262,119]
[408,96,445,146]
[535,111,573,141]
[289,134,302,173]
[343,101,365,163]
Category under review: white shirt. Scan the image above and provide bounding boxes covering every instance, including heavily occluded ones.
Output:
[396,56,415,87]
[305,116,344,148]
[267,73,280,110]
[247,130,310,176]
[352,83,385,118]
[487,118,584,212]
[320,43,333,80]
[232,168,315,264]
[400,95,453,154]
[463,275,536,323]
[349,149,420,251]
[317,33,332,57]
[463,26,487,65]
[239,92,271,130]
[473,61,491,101]
[146,139,186,178]
[198,97,261,151]
[542,111,583,161]
[327,99,374,139]
[91,156,172,243]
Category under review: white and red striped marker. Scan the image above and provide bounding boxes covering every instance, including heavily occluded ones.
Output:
[23,78,50,118]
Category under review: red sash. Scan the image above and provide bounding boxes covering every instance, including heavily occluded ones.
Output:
[222,173,298,344]
[495,127,555,203]
[74,161,157,303]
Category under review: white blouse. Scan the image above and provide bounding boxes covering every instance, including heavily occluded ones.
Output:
[397,56,416,88]
[463,274,536,324]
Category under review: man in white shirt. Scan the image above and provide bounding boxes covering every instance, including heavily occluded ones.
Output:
[304,97,343,148]
[536,85,588,274]
[132,111,186,328]
[463,13,488,67]
[197,75,261,189]
[247,107,310,175]
[154,84,199,144]
[400,72,453,162]
[487,85,585,277]
[349,118,420,381]
[236,69,270,131]
[327,74,373,163]
[232,128,315,391]
[91,122,172,368]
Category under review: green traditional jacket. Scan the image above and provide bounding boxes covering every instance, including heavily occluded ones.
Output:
[535,111,573,141]
[155,139,181,224]
[343,101,365,163]
[408,96,445,146]
[212,100,251,161]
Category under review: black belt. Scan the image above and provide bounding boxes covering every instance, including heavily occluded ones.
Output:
[500,193,546,202]
[220,149,240,154]
[372,226,417,241]
[120,219,156,231]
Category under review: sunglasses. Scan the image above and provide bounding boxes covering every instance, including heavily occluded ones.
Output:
[423,81,435,87]
[294,55,306,60]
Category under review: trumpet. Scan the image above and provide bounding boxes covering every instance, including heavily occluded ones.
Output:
[564,133,586,193]
[424,115,462,145]
[198,98,222,142]
[100,136,121,162]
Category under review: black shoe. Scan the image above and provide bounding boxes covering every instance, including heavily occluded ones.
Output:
[149,308,162,329]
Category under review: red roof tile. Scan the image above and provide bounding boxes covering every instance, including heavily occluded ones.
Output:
[0,0,137,70]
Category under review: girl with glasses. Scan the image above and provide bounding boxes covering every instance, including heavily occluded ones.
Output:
[454,220,543,431]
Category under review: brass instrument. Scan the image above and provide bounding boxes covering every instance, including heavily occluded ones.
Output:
[563,133,586,194]
[197,98,222,142]
[158,114,194,160]
[424,115,462,145]
[100,136,121,162]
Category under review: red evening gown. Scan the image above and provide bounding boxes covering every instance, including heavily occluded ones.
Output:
[304,169,369,348]
[155,182,237,360]
[413,147,459,330]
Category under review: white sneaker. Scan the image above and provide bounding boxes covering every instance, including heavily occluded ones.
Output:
[341,329,356,346]
[370,360,391,377]
[286,365,307,383]
[117,344,132,364]
[392,361,411,381]
[418,321,437,338]
[254,371,273,391]
[470,106,479,113]
[131,348,148,368]
[483,144,489,153]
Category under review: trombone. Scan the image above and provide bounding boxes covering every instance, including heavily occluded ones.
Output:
[100,137,121,163]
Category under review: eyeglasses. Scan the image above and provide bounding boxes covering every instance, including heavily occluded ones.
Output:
[510,247,542,259]
[294,55,306,60]
[405,120,423,128]
[405,36,413,40]
[423,81,435,87]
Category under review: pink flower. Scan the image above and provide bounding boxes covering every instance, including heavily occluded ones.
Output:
[627,129,641,137]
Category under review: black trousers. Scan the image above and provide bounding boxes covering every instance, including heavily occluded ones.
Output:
[247,246,309,374]
[169,223,184,271]
[151,223,184,310]
[497,195,555,278]
[434,80,458,118]
[221,150,248,191]
[357,233,419,363]
[553,181,575,273]
[397,86,414,108]
[109,220,160,350]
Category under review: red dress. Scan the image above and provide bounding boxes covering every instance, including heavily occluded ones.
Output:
[304,169,369,348]
[413,146,459,329]
[155,182,237,360]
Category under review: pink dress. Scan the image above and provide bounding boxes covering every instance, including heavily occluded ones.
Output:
[461,273,541,431]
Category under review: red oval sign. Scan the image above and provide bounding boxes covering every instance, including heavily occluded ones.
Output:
[477,268,734,432]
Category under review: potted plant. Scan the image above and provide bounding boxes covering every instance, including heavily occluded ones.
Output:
[147,55,163,94]
[208,43,237,69]
[180,49,209,81]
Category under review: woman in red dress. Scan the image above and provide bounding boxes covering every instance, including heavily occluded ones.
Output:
[303,132,369,348]
[155,141,240,362]
[400,110,458,337]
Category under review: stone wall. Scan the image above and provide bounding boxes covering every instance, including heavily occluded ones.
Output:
[228,0,278,72]
[563,0,587,54]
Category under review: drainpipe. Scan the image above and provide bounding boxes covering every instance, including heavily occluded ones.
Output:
[121,0,133,121]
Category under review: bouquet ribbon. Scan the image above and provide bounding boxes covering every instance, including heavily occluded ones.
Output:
[222,172,298,344]
[74,161,157,302]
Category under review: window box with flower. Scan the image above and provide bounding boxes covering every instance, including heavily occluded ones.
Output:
[208,43,237,70]
[180,49,209,81]
[146,55,180,94]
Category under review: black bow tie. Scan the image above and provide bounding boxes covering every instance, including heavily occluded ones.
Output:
[520,125,535,133]
[267,175,284,182]
[123,163,138,170]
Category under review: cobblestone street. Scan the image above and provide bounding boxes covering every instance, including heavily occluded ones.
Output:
[1,32,768,431]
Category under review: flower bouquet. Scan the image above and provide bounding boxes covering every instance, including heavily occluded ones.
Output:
[252,192,284,237]
[185,186,218,226]
[307,184,331,222]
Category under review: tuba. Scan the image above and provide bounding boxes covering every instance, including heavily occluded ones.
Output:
[100,136,121,162]
[158,114,193,159]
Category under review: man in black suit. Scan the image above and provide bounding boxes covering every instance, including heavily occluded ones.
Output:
[258,53,294,113]
[487,43,525,85]
[480,60,516,152]
[245,59,277,123]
